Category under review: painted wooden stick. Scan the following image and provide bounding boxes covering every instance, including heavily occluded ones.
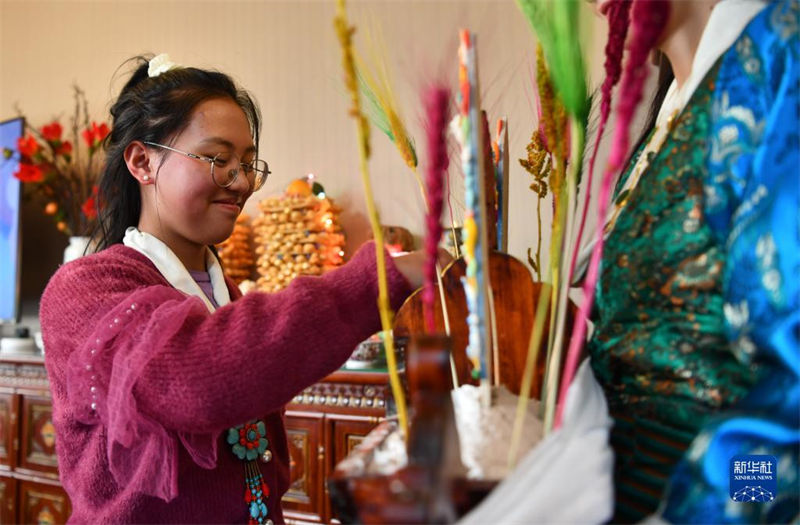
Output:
[457,29,493,384]
[495,118,510,252]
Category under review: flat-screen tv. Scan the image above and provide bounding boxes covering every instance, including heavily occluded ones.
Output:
[0,117,24,323]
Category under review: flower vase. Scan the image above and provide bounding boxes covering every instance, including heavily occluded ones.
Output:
[64,236,91,263]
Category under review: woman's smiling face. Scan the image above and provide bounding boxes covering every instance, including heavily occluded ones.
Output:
[145,97,256,250]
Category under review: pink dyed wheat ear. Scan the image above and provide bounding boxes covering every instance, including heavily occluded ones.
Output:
[569,0,632,280]
[422,86,451,334]
[555,0,670,429]
[599,1,633,135]
[608,0,670,168]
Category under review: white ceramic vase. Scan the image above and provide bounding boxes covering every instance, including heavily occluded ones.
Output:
[63,236,91,263]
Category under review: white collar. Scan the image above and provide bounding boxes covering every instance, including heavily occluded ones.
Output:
[123,227,230,313]
[655,0,768,128]
[574,0,768,282]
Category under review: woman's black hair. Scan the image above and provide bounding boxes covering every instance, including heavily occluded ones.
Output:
[90,55,261,251]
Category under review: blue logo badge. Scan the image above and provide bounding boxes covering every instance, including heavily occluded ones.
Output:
[730,455,777,502]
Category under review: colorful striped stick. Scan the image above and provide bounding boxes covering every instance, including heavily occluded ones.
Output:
[456,30,493,383]
[495,118,509,252]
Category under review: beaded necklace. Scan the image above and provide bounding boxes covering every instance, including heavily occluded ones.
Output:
[227,420,273,525]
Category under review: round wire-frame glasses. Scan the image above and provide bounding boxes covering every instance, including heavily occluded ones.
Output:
[143,141,270,191]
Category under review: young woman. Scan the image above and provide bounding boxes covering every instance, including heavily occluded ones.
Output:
[39,55,436,524]
[587,0,798,522]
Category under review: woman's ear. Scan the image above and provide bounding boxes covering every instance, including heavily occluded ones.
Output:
[124,141,156,184]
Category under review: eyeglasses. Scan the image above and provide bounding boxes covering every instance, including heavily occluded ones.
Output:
[143,141,270,191]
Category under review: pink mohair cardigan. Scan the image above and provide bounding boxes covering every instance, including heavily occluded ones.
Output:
[39,242,411,524]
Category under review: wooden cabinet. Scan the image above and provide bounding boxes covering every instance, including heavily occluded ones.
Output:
[329,415,377,469]
[0,392,16,472]
[0,356,386,524]
[0,476,15,524]
[284,412,324,520]
[283,371,389,524]
[0,355,70,524]
[17,479,70,525]
[17,394,58,479]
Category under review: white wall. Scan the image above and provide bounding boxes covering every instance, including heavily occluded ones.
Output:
[1,0,612,278]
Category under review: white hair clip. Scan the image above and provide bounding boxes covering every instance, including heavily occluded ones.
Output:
[148,53,179,78]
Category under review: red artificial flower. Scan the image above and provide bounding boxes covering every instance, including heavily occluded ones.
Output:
[41,122,63,142]
[14,163,44,183]
[56,141,73,156]
[81,185,100,220]
[81,128,93,147]
[81,195,97,220]
[17,135,39,157]
[95,122,110,142]
[82,122,110,148]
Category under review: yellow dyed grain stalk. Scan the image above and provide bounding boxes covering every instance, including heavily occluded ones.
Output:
[333,0,408,437]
